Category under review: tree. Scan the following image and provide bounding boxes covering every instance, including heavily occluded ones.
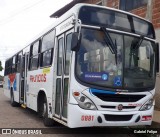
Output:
[0,61,3,71]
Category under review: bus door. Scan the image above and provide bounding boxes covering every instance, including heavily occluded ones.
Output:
[54,29,73,121]
[20,53,28,104]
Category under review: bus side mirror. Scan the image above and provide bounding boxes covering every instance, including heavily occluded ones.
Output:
[156,43,159,72]
[71,32,81,51]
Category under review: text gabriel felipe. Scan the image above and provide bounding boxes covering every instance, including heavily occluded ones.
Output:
[134,129,157,134]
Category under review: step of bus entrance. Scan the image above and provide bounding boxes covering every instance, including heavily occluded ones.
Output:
[21,104,26,109]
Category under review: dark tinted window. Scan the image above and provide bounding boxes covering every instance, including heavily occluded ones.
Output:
[120,0,148,11]
[32,41,39,56]
[79,6,155,39]
[41,30,55,52]
[4,61,8,76]
[12,56,16,73]
[29,41,40,70]
[64,33,72,75]
[4,58,13,75]
[62,78,69,118]
[41,49,52,67]
[55,79,61,115]
[57,38,63,76]
[30,55,39,70]
[17,52,22,73]
[40,30,55,67]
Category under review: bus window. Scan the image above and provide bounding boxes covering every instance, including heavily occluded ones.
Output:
[17,52,22,73]
[41,49,52,67]
[41,30,54,52]
[57,38,63,76]
[12,56,16,73]
[40,30,55,67]
[9,58,13,74]
[55,78,61,115]
[64,33,72,75]
[29,41,40,70]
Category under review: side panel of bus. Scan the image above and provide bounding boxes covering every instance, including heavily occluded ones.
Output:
[4,73,20,104]
[26,30,55,112]
[3,54,22,104]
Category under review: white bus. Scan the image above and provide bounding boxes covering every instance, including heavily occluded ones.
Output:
[3,4,159,128]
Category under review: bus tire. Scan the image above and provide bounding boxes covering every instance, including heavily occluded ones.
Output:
[10,90,19,107]
[38,98,43,118]
[42,97,54,127]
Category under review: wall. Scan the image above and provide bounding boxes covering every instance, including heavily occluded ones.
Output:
[83,0,102,4]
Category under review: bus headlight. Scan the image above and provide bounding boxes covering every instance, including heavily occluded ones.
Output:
[139,99,153,111]
[73,92,97,110]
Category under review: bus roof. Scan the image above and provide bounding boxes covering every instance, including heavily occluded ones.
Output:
[5,3,154,61]
[51,3,152,23]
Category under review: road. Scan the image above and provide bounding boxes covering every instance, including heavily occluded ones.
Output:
[0,88,145,137]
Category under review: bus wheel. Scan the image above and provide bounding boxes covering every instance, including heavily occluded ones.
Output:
[10,91,19,107]
[42,97,54,127]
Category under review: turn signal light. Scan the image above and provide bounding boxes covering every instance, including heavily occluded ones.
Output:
[142,115,152,121]
[73,92,80,97]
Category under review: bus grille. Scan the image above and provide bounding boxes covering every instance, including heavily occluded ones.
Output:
[93,93,145,102]
[104,114,133,121]
[101,105,136,109]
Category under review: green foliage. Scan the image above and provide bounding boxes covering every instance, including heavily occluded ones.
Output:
[0,61,3,71]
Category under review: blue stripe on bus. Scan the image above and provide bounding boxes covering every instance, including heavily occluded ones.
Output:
[89,88,116,95]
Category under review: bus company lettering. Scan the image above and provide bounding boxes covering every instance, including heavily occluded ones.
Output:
[60,20,72,31]
[30,74,46,82]
[128,103,142,107]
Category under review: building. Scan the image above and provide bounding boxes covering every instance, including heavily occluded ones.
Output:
[51,0,160,43]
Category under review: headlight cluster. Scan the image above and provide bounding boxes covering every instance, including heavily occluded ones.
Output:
[73,92,97,110]
[139,99,153,111]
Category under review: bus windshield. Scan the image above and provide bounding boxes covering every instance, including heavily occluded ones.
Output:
[79,6,155,39]
[76,28,156,91]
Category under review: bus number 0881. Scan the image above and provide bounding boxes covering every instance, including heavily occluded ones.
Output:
[81,115,94,121]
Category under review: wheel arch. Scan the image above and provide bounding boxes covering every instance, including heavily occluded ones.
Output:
[37,89,47,112]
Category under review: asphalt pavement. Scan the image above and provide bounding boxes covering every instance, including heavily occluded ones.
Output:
[0,88,158,137]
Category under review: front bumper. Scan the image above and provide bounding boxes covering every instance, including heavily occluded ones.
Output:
[67,104,154,128]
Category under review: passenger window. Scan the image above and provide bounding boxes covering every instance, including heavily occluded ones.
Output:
[40,30,55,67]
[17,52,22,73]
[30,55,39,70]
[32,41,39,56]
[41,49,52,67]
[41,30,54,52]
[12,56,16,73]
[29,41,40,70]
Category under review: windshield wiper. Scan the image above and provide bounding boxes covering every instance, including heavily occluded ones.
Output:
[131,35,144,52]
[129,35,144,68]
[100,27,117,54]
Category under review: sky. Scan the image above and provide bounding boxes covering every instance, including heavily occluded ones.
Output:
[0,0,72,75]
